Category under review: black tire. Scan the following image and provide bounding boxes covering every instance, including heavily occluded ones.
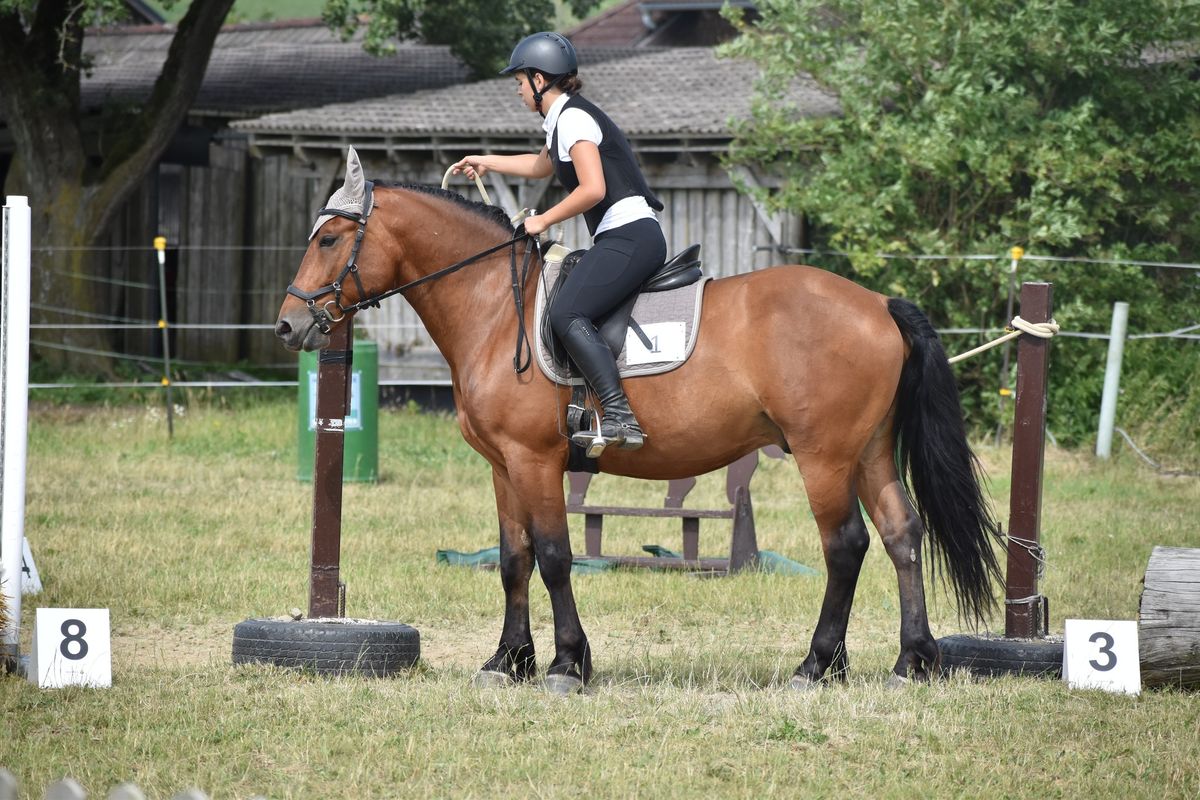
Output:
[937,633,1063,678]
[232,618,420,677]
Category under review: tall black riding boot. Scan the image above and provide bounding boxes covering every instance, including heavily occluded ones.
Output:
[559,319,645,457]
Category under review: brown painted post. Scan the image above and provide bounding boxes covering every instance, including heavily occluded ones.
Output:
[1005,282,1053,638]
[308,320,353,618]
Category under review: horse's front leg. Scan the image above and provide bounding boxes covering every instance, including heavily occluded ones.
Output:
[510,462,591,694]
[476,468,538,686]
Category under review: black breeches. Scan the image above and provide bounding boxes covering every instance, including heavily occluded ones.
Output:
[548,218,667,338]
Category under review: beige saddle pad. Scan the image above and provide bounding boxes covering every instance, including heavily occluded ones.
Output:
[533,249,711,387]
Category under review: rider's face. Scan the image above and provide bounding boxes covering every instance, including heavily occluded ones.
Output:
[515,73,544,112]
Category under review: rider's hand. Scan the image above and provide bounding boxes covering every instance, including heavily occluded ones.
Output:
[523,213,550,237]
[452,156,488,181]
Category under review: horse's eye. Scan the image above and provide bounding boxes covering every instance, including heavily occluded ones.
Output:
[319,235,337,248]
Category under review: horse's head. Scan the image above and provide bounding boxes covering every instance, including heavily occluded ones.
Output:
[276,146,385,351]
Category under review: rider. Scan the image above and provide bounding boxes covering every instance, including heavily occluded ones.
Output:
[451,31,667,456]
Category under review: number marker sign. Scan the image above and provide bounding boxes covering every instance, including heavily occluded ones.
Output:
[1062,618,1140,695]
[625,322,687,366]
[30,608,111,688]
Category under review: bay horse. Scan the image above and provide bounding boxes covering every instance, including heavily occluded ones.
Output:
[276,149,1001,693]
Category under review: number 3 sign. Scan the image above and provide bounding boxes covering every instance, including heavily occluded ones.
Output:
[30,608,112,688]
[1062,619,1140,695]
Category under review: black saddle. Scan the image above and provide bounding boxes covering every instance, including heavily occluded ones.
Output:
[543,244,703,363]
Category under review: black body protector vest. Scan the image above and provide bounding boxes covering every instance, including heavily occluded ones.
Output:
[549,94,664,237]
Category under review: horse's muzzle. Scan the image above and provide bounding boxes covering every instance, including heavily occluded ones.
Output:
[275,312,329,352]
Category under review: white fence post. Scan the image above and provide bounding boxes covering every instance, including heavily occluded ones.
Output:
[1,195,32,672]
[1096,301,1129,459]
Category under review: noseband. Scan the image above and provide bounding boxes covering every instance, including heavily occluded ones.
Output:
[288,180,539,373]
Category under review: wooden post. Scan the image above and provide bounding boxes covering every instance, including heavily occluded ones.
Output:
[308,320,353,618]
[1005,282,1053,638]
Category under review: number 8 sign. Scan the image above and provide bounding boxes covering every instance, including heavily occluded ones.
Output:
[1062,619,1140,695]
[30,608,111,688]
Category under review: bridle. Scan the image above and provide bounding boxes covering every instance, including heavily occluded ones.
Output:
[287,180,539,373]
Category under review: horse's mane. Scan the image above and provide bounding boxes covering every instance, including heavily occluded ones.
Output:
[378,181,515,235]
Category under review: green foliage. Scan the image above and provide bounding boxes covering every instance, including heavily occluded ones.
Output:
[323,0,601,77]
[721,0,1200,455]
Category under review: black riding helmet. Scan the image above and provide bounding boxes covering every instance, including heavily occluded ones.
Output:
[500,32,579,111]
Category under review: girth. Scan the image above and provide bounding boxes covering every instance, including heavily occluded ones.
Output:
[542,244,703,361]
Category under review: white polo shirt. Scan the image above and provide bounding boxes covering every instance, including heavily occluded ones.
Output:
[542,93,659,237]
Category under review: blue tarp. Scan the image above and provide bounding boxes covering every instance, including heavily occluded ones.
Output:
[435,545,818,576]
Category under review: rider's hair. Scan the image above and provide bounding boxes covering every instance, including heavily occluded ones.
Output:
[535,70,582,95]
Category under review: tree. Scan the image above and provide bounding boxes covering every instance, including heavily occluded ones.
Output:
[322,0,600,77]
[0,0,596,373]
[0,0,238,370]
[722,0,1200,448]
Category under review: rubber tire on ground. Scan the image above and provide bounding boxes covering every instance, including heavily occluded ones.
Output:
[937,633,1063,678]
[232,618,420,677]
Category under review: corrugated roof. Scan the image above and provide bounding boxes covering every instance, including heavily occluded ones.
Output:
[233,47,838,139]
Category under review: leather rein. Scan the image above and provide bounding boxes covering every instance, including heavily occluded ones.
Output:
[287,180,538,373]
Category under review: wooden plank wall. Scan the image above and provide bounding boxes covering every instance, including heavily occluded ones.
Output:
[175,142,247,363]
[102,170,160,362]
[241,153,339,366]
[352,171,802,360]
[100,147,800,371]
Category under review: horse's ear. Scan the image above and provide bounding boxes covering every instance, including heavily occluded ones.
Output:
[344,146,365,202]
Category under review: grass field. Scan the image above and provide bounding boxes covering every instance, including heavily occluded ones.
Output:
[2,398,1198,798]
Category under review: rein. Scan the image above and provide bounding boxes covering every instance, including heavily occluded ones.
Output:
[287,180,539,373]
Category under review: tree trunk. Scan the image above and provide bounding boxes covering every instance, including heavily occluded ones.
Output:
[1139,546,1200,690]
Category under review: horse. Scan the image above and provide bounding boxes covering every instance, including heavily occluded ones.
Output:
[275,148,1001,693]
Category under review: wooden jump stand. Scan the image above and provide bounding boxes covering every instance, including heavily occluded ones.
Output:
[566,446,785,575]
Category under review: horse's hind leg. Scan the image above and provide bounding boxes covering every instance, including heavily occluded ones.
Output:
[477,468,538,685]
[792,458,870,687]
[857,430,939,682]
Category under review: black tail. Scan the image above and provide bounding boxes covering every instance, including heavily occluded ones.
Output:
[888,298,1002,626]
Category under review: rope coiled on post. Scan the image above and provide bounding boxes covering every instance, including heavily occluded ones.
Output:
[947,316,1060,364]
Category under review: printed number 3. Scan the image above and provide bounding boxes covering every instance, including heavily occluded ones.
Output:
[1088,631,1117,672]
[60,619,89,661]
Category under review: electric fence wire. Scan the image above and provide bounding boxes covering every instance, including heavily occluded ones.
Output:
[772,245,1200,271]
[1113,427,1200,478]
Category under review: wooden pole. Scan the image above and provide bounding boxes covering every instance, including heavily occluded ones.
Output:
[1005,282,1053,638]
[308,320,353,618]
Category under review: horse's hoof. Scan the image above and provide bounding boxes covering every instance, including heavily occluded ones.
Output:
[885,672,911,689]
[473,670,515,689]
[789,674,820,691]
[544,673,584,695]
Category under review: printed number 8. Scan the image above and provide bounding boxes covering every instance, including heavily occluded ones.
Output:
[60,619,89,661]
[1088,631,1116,672]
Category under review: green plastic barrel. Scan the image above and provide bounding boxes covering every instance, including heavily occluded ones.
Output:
[297,339,378,482]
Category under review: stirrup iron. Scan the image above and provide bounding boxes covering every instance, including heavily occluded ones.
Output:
[570,409,608,458]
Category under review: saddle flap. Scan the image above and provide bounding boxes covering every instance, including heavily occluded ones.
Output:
[597,292,639,356]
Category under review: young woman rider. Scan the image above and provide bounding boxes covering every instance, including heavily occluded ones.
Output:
[450,31,667,456]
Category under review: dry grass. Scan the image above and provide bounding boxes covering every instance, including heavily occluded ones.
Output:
[2,399,1199,798]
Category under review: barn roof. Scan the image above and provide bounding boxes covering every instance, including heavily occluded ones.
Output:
[233,47,839,153]
[77,19,470,119]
